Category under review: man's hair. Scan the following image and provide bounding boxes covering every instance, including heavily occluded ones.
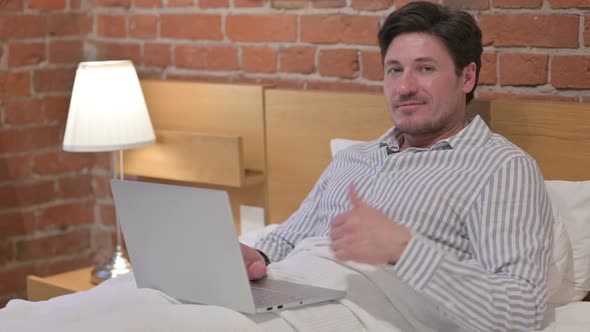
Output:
[378,1,483,104]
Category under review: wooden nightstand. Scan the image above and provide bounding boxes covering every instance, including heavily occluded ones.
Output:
[26,267,95,301]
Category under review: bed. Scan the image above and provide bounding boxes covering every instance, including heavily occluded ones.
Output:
[1,80,589,331]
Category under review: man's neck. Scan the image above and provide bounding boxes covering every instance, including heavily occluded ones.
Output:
[398,118,468,151]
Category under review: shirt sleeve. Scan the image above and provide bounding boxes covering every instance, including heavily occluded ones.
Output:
[389,156,553,332]
[254,162,334,263]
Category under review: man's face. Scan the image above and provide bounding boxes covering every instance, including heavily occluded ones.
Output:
[383,32,476,137]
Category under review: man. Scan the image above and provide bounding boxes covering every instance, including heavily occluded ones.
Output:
[241,2,553,331]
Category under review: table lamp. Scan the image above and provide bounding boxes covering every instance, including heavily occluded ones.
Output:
[63,60,156,284]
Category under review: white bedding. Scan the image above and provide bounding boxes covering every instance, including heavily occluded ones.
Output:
[1,236,589,332]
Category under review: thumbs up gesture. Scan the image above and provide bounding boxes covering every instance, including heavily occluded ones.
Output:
[329,184,412,265]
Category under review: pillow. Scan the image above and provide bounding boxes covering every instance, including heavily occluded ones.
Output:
[329,138,590,304]
[546,210,575,306]
[330,138,366,158]
[545,180,590,302]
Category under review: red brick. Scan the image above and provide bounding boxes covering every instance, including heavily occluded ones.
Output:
[442,0,489,9]
[33,151,95,174]
[271,0,306,9]
[92,0,131,7]
[44,254,93,275]
[307,80,383,93]
[43,95,70,122]
[476,91,578,102]
[500,53,548,86]
[479,52,497,85]
[0,15,46,38]
[234,0,264,7]
[301,15,379,45]
[0,1,24,11]
[0,240,14,265]
[550,0,590,8]
[94,42,142,64]
[312,0,346,8]
[71,0,82,8]
[0,71,31,98]
[0,211,35,237]
[208,46,239,70]
[93,174,113,197]
[174,45,207,69]
[394,0,438,8]
[100,203,116,226]
[0,126,61,153]
[129,15,157,39]
[165,0,194,5]
[47,13,92,36]
[49,40,84,64]
[0,180,56,209]
[4,98,44,125]
[161,14,221,40]
[8,42,45,67]
[143,43,171,67]
[480,14,579,48]
[585,14,590,46]
[352,0,392,10]
[227,15,297,42]
[279,46,316,74]
[361,50,383,81]
[34,67,76,93]
[58,174,93,199]
[134,0,162,7]
[27,0,67,10]
[39,201,94,230]
[16,229,91,260]
[552,56,590,89]
[93,152,112,171]
[174,45,237,70]
[0,265,37,294]
[97,15,126,38]
[492,0,543,8]
[0,154,31,181]
[319,49,359,78]
[243,47,277,73]
[200,0,229,7]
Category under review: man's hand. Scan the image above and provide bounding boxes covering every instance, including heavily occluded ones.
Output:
[240,243,267,280]
[329,184,412,265]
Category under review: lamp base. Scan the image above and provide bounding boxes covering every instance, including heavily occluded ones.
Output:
[91,246,132,285]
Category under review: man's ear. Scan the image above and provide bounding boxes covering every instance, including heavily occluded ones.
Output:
[462,62,477,94]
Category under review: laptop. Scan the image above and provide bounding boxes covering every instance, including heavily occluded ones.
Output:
[110,179,345,314]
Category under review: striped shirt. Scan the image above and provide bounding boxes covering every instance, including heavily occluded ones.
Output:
[255,115,553,332]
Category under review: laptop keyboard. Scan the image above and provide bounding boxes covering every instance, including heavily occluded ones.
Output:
[251,286,304,307]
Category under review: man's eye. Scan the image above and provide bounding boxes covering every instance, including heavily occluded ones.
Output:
[420,66,435,72]
[388,67,402,74]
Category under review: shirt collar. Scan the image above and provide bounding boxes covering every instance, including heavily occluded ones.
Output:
[378,115,491,152]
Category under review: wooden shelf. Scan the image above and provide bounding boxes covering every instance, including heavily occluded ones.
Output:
[124,130,264,188]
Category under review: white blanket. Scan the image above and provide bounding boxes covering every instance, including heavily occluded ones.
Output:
[3,237,585,332]
[1,237,459,332]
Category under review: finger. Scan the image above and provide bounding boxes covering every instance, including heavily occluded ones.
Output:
[348,184,365,208]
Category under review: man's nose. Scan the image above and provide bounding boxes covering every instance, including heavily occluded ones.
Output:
[397,72,418,96]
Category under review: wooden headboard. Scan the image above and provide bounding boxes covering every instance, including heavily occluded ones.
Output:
[265,89,590,224]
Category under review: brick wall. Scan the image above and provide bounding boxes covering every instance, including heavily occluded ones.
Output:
[0,0,589,308]
[0,0,115,307]
[86,0,590,100]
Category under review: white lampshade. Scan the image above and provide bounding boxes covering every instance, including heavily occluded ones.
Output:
[63,60,156,152]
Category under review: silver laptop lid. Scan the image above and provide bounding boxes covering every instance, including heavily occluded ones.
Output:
[111,179,256,313]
